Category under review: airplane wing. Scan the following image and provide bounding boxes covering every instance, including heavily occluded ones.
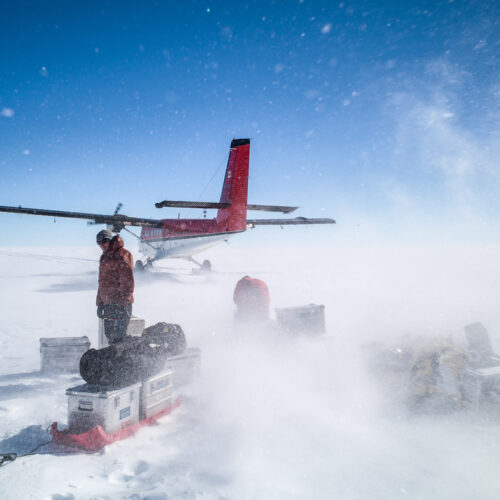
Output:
[155,200,298,214]
[246,204,298,214]
[0,205,163,229]
[155,200,230,209]
[246,217,335,226]
[0,204,335,229]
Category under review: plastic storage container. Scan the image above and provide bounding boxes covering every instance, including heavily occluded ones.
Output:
[462,366,500,409]
[66,382,142,433]
[40,336,91,373]
[140,369,174,419]
[166,347,201,387]
[98,316,146,348]
[275,304,326,335]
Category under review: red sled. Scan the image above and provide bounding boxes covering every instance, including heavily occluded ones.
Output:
[51,395,182,452]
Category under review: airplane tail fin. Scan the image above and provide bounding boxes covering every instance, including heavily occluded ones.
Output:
[216,138,250,232]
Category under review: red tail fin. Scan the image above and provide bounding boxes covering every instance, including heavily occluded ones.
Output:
[216,138,250,232]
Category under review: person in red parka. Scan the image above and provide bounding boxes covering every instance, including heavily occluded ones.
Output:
[96,230,134,344]
[233,275,270,324]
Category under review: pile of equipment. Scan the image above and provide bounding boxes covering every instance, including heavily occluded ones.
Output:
[50,320,201,450]
[364,322,500,413]
[461,322,500,411]
[65,368,175,435]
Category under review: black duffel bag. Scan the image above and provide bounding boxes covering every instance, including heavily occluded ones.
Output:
[79,336,168,387]
[142,322,187,356]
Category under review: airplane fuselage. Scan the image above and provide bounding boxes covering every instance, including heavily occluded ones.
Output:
[140,219,244,260]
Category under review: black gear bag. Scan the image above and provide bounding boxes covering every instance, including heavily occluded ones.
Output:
[79,336,168,387]
[142,323,187,356]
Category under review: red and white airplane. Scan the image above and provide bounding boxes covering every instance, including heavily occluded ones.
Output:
[0,138,335,270]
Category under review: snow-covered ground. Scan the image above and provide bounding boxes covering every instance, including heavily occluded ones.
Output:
[1,241,500,499]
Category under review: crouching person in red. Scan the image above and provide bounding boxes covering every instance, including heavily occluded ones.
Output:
[233,275,270,325]
[96,230,134,344]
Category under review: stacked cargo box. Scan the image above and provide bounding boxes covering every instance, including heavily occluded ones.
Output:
[40,337,91,373]
[98,316,146,348]
[275,304,326,336]
[166,348,201,387]
[67,382,142,433]
[48,317,201,433]
[66,369,174,433]
[140,370,174,419]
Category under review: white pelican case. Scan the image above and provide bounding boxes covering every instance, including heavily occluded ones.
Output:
[66,382,141,433]
[462,365,500,409]
[40,336,91,373]
[140,369,174,419]
[166,347,201,387]
[98,316,146,348]
[66,370,175,432]
[275,304,326,335]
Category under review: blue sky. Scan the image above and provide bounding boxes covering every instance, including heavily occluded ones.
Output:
[1,0,499,247]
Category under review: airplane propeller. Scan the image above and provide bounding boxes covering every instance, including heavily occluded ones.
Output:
[87,203,123,226]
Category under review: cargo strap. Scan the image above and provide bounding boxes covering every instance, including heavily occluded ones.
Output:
[0,436,52,468]
[0,436,101,468]
[0,424,54,467]
[0,453,17,467]
[0,422,101,468]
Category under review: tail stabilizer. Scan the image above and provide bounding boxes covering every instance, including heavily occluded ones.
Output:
[216,138,250,232]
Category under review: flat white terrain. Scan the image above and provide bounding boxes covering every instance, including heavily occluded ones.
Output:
[1,241,500,499]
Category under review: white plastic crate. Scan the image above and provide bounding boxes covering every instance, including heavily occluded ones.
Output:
[140,369,174,419]
[40,336,90,373]
[462,366,500,409]
[275,304,326,335]
[66,382,141,433]
[98,316,146,348]
[166,348,201,387]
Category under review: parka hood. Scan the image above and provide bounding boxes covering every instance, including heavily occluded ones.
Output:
[109,234,125,251]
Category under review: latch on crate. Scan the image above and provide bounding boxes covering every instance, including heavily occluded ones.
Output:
[78,400,93,412]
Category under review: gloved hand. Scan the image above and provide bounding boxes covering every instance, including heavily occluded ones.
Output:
[97,305,105,318]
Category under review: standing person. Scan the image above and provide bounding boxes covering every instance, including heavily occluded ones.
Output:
[96,229,135,344]
[233,275,270,324]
